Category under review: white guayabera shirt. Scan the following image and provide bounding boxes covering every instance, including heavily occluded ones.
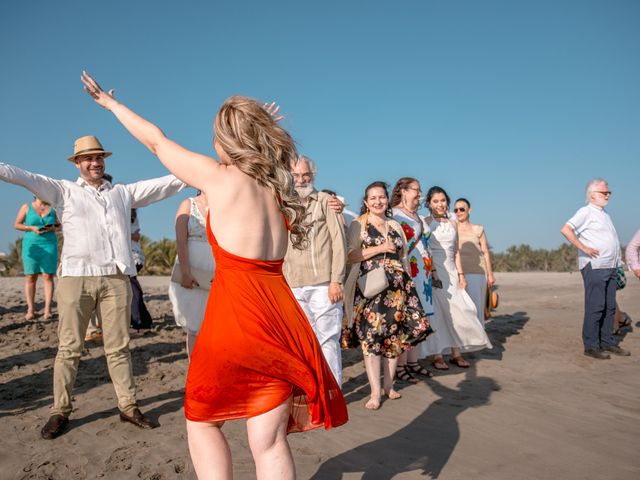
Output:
[0,162,186,277]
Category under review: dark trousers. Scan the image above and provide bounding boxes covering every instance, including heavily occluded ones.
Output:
[130,269,152,330]
[580,263,616,350]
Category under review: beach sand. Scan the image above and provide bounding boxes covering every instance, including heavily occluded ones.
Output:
[1,272,638,479]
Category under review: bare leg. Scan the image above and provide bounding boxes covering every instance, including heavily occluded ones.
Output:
[42,273,55,319]
[396,351,407,368]
[186,419,232,480]
[24,274,38,319]
[186,332,198,360]
[363,354,381,409]
[247,396,295,480]
[382,357,401,399]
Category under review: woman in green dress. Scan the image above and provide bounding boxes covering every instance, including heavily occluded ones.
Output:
[13,197,60,319]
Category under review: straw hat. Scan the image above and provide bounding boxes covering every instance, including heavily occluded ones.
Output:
[67,135,112,162]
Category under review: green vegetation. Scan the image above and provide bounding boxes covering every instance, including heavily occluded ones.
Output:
[0,236,626,276]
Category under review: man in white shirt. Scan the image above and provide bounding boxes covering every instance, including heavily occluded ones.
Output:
[560,178,629,360]
[0,135,186,438]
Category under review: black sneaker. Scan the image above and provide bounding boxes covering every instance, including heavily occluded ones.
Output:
[584,348,610,360]
[603,346,631,356]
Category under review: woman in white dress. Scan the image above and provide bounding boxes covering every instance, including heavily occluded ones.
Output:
[390,177,436,382]
[454,198,495,325]
[420,186,492,369]
[168,191,215,358]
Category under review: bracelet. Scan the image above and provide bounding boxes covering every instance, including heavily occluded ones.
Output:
[458,272,465,276]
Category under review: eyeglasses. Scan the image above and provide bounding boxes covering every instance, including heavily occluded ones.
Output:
[405,186,422,193]
[292,173,313,180]
[594,191,612,196]
[454,207,467,213]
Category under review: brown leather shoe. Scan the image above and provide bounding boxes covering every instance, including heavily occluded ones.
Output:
[41,414,69,440]
[119,408,157,429]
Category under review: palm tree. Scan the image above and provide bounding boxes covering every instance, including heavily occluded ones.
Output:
[144,238,177,275]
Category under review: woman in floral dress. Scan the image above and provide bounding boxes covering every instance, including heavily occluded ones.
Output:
[343,181,431,410]
[391,177,437,382]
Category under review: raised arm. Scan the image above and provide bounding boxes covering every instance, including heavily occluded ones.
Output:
[0,163,63,205]
[127,174,187,208]
[82,72,222,191]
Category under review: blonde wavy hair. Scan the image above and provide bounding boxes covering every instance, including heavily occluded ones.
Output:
[213,96,308,248]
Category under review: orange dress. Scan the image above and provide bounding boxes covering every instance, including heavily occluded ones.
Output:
[184,216,348,433]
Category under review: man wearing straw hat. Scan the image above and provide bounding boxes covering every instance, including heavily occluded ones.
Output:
[0,135,186,439]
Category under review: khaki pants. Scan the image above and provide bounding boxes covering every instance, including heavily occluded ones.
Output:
[52,274,137,416]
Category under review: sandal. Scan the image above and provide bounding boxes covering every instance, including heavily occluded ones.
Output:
[396,365,419,384]
[432,358,449,370]
[406,361,434,378]
[449,356,470,368]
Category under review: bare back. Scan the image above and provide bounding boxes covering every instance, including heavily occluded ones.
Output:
[203,165,289,261]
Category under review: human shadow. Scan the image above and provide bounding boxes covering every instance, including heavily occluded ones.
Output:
[0,341,186,418]
[315,309,528,478]
[69,388,185,430]
[0,311,58,335]
[311,369,499,479]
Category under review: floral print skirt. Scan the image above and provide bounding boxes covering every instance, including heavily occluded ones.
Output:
[342,259,432,358]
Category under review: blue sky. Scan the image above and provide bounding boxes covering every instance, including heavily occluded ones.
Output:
[0,0,638,253]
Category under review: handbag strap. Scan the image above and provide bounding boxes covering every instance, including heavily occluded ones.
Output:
[364,214,388,265]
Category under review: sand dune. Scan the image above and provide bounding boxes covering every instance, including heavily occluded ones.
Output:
[0,272,638,479]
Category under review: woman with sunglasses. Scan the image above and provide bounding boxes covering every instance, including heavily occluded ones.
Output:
[454,198,495,325]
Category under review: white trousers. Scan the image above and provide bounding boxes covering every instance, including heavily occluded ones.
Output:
[292,283,343,386]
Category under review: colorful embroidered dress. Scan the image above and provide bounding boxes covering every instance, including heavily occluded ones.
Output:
[392,208,434,317]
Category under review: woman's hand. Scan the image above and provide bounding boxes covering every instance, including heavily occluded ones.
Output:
[81,71,118,111]
[263,102,284,122]
[379,239,396,254]
[181,271,200,289]
[487,272,495,288]
[458,273,468,290]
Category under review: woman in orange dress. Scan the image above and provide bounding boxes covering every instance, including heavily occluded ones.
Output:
[82,73,347,480]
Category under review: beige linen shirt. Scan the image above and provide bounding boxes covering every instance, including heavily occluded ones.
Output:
[283,191,346,288]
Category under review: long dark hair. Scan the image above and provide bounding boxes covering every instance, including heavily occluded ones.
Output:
[360,181,392,217]
[425,186,451,212]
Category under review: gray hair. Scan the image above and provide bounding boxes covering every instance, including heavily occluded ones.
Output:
[295,155,317,176]
[585,178,607,203]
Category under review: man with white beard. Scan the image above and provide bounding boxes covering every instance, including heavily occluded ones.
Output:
[283,155,347,385]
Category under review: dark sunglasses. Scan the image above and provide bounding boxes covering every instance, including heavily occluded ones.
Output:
[454,207,467,213]
[594,191,612,196]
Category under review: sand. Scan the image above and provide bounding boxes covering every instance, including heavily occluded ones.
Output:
[0,272,638,480]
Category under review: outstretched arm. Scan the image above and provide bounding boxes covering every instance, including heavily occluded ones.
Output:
[0,163,63,205]
[81,71,221,191]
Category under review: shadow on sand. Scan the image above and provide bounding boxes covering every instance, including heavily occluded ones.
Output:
[311,310,529,479]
